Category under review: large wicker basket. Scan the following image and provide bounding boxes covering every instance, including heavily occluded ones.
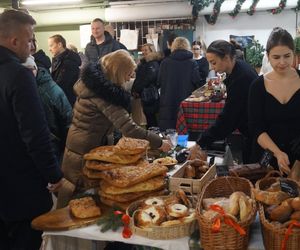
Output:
[196,176,257,250]
[255,171,300,250]
[126,196,197,240]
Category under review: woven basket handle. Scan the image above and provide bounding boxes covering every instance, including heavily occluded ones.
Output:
[229,170,239,177]
[263,170,282,179]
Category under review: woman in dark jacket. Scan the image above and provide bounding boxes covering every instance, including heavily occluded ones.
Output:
[190,40,258,163]
[158,37,201,130]
[132,43,161,128]
[192,41,209,85]
[48,34,81,106]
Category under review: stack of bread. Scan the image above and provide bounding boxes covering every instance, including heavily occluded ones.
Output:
[202,191,255,223]
[83,137,168,209]
[255,180,300,225]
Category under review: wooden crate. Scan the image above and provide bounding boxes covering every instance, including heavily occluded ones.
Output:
[169,161,216,194]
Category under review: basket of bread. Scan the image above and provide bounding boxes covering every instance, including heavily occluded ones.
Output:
[255,171,300,250]
[126,189,197,239]
[196,176,257,250]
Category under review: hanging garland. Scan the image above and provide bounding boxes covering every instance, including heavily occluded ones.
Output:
[269,0,287,14]
[247,0,260,16]
[205,0,226,25]
[190,0,212,18]
[229,0,247,18]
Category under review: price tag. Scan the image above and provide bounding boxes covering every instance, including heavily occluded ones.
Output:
[216,164,229,177]
[280,178,299,197]
[259,149,274,168]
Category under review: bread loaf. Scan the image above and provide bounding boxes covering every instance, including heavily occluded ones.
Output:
[239,196,252,222]
[291,211,300,220]
[228,192,245,216]
[291,197,300,211]
[254,189,290,205]
[270,199,293,223]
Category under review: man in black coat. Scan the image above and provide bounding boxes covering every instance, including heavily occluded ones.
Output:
[0,10,63,250]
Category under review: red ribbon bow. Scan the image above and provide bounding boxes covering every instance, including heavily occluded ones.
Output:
[281,220,300,250]
[114,210,132,238]
[209,204,246,236]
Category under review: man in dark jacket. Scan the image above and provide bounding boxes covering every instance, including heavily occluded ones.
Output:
[85,18,122,62]
[0,9,63,250]
[48,34,81,106]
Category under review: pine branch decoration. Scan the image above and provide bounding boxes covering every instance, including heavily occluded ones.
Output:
[247,0,260,16]
[269,0,287,14]
[229,0,247,17]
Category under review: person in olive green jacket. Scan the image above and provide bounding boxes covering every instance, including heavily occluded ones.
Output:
[57,50,171,208]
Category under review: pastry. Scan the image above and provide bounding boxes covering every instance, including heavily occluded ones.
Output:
[291,197,300,211]
[136,205,167,227]
[69,197,101,219]
[229,192,246,216]
[84,145,142,164]
[99,188,165,202]
[100,176,166,195]
[160,220,182,227]
[239,196,253,222]
[143,197,165,207]
[97,163,168,188]
[290,211,300,220]
[166,203,188,218]
[254,189,291,205]
[85,159,148,171]
[114,137,149,155]
[270,199,293,223]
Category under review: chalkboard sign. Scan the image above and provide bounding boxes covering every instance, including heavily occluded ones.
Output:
[280,178,299,197]
[216,164,229,177]
[259,149,274,168]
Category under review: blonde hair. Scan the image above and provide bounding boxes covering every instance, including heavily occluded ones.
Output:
[67,43,78,53]
[142,43,156,52]
[171,37,191,52]
[101,50,136,85]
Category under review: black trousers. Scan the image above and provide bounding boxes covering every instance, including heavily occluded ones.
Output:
[0,219,42,250]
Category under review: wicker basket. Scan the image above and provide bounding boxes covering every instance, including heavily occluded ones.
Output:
[255,171,300,250]
[126,196,197,239]
[196,176,257,250]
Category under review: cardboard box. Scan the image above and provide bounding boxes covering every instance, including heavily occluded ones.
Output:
[169,161,216,194]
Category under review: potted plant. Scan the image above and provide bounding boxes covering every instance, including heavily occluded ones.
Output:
[245,40,265,73]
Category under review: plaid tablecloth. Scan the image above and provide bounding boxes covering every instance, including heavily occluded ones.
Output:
[176,99,225,135]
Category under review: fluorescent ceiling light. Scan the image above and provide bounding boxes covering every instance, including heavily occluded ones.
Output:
[22,0,82,5]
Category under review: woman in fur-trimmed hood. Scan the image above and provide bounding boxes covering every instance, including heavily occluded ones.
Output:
[132,43,162,128]
[58,50,171,208]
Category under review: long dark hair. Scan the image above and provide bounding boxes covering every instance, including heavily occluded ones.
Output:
[266,27,294,54]
[207,40,236,59]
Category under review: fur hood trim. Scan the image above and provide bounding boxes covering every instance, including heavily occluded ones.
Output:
[142,52,163,63]
[80,63,131,110]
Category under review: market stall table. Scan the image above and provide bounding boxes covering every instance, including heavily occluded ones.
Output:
[176,99,224,135]
[42,215,264,250]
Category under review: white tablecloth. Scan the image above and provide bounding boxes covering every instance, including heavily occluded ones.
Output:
[43,215,265,250]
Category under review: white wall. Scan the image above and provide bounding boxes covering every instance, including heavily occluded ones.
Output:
[195,10,297,48]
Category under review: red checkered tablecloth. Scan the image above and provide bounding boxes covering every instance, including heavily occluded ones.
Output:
[176,99,225,135]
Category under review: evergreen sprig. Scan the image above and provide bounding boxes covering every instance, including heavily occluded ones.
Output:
[191,0,212,18]
[247,0,260,16]
[205,0,226,25]
[245,40,265,68]
[269,0,287,14]
[229,0,247,18]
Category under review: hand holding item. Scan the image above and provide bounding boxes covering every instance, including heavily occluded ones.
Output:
[158,140,172,152]
[275,150,290,175]
[47,178,65,193]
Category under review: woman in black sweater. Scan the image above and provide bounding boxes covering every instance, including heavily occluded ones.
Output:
[192,41,209,85]
[248,27,300,174]
[190,40,258,163]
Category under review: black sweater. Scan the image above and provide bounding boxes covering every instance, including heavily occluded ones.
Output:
[197,60,258,148]
[248,73,300,163]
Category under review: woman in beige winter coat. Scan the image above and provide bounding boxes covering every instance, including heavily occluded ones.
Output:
[57,50,171,208]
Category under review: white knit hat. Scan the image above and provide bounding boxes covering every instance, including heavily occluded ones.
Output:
[22,55,37,70]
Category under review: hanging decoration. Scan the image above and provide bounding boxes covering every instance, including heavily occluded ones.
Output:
[294,0,300,12]
[247,0,260,16]
[205,0,226,25]
[190,0,212,18]
[229,0,247,17]
[269,0,287,14]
